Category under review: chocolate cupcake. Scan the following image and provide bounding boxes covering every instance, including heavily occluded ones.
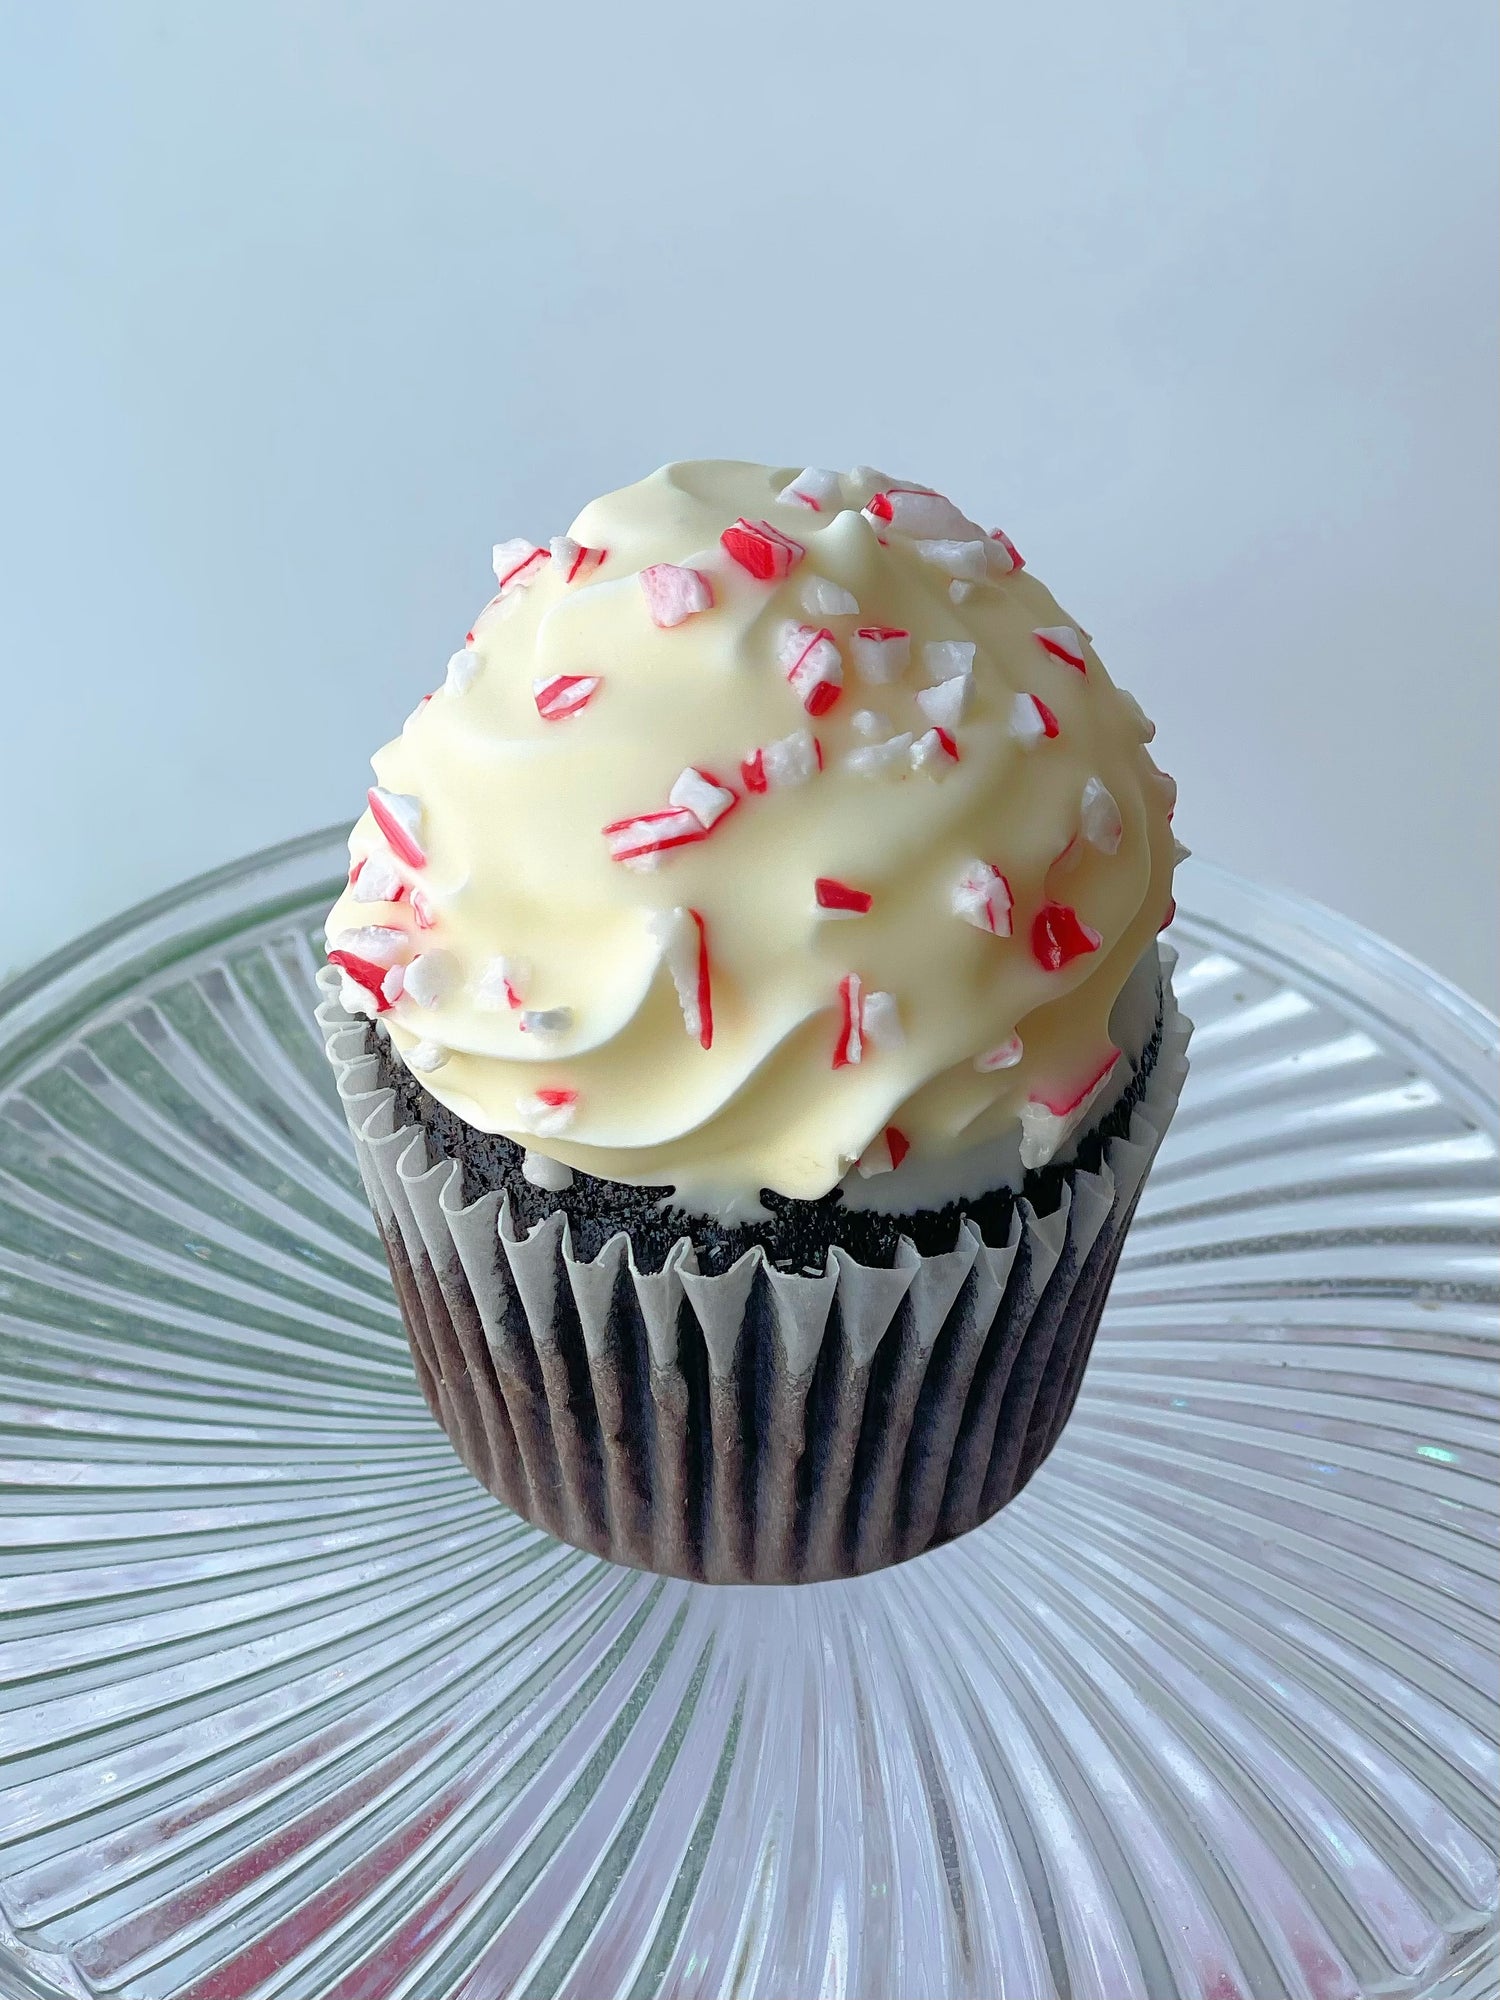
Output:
[320,459,1189,1582]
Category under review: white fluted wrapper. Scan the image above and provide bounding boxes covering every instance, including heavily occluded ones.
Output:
[318,970,1189,1583]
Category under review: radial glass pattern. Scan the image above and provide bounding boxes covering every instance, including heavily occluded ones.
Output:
[0,833,1495,2000]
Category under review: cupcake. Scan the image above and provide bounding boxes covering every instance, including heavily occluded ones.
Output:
[319,460,1188,1582]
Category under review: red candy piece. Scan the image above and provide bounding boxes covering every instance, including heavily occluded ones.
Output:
[327,950,394,1011]
[689,909,713,1050]
[533,1086,576,1109]
[1033,625,1087,673]
[533,674,601,722]
[832,972,863,1069]
[721,517,805,581]
[603,806,708,866]
[1031,1048,1121,1119]
[989,528,1025,570]
[887,1126,911,1170]
[1159,897,1177,933]
[815,877,873,916]
[366,787,426,870]
[1031,902,1103,972]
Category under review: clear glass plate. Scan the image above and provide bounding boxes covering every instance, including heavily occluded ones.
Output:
[0,833,1495,2000]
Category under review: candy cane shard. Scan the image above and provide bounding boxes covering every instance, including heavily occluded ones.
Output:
[328,925,408,969]
[516,1086,579,1137]
[668,766,737,829]
[861,990,903,1050]
[445,647,481,695]
[777,468,844,513]
[814,877,873,917]
[533,674,602,721]
[522,1150,575,1191]
[951,861,1013,936]
[856,1125,911,1177]
[475,955,529,1011]
[327,950,397,1013]
[741,727,822,793]
[366,788,427,869]
[548,536,608,583]
[974,1033,1024,1073]
[492,539,549,593]
[1080,776,1123,853]
[350,853,406,904]
[799,573,860,617]
[648,906,714,1048]
[842,732,913,778]
[1172,835,1192,866]
[640,563,715,628]
[408,886,437,929]
[923,640,975,683]
[721,517,805,580]
[988,528,1025,573]
[949,580,975,604]
[1031,902,1102,971]
[916,676,970,728]
[914,538,990,581]
[849,625,910,683]
[862,488,978,540]
[603,806,708,869]
[832,976,901,1067]
[777,623,843,716]
[520,1006,573,1038]
[401,950,458,1009]
[1033,625,1088,672]
[1019,1048,1121,1169]
[405,1039,449,1074]
[1009,692,1061,746]
[910,727,960,775]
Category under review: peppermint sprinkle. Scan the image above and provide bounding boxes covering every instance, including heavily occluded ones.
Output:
[648,906,714,1048]
[741,727,823,793]
[402,950,458,1010]
[721,517,804,581]
[366,787,426,870]
[915,676,970,729]
[814,877,873,918]
[1033,625,1087,672]
[492,539,548,593]
[668,766,737,830]
[533,674,602,722]
[951,861,1013,936]
[516,1087,579,1138]
[777,468,844,513]
[909,727,960,775]
[522,1150,575,1191]
[849,626,910,684]
[520,1006,573,1037]
[800,573,860,618]
[405,1039,449,1074]
[549,536,608,584]
[445,647,481,695]
[856,1126,911,1178]
[1009,692,1060,747]
[350,854,406,905]
[1080,776,1123,854]
[974,1034,1024,1073]
[640,563,714,628]
[777,623,844,716]
[1031,902,1102,972]
[475,955,529,1011]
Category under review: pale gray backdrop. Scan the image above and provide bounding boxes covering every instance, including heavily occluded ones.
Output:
[3,0,1496,1003]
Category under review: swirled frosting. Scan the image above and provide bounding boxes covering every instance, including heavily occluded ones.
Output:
[324,460,1180,1213]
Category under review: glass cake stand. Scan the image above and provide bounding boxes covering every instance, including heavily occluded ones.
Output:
[0,832,1495,2000]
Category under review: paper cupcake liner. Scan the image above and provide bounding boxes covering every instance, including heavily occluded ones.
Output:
[319,971,1189,1583]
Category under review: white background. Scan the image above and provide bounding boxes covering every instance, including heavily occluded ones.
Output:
[3,1,1496,1005]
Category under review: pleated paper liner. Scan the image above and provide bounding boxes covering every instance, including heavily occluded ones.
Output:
[319,969,1189,1583]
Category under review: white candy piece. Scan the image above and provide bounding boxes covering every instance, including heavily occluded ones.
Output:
[640,563,714,628]
[846,464,896,500]
[914,537,990,581]
[916,677,970,729]
[1080,777,1123,854]
[330,925,408,969]
[843,732,914,778]
[923,639,975,682]
[380,964,405,1005]
[851,709,891,740]
[521,1006,573,1037]
[647,906,708,1043]
[1009,692,1055,747]
[445,647,481,695]
[474,954,528,1010]
[515,1092,578,1139]
[778,467,844,514]
[522,1150,575,1191]
[975,1034,1024,1073]
[405,1039,449,1074]
[777,623,843,710]
[949,580,975,604]
[1033,624,1087,670]
[985,531,1023,576]
[350,855,405,904]
[799,573,860,617]
[910,728,960,776]
[668,766,737,829]
[491,538,547,592]
[951,861,1013,936]
[868,489,982,540]
[337,974,379,1020]
[759,728,821,790]
[849,627,910,683]
[860,990,904,1051]
[402,950,459,1009]
[855,1128,906,1178]
[1172,835,1192,866]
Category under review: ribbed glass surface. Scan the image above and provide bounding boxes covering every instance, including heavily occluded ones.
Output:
[0,833,1495,2000]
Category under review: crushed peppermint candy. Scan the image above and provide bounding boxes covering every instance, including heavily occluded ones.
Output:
[915,676,970,728]
[1033,625,1088,672]
[741,727,823,793]
[910,727,960,775]
[366,787,426,870]
[522,1150,575,1191]
[777,468,843,513]
[951,861,1013,936]
[1031,902,1102,971]
[914,538,990,581]
[814,877,873,917]
[445,647,481,696]
[799,573,860,617]
[843,731,913,778]
[1172,835,1192,865]
[721,517,804,581]
[778,623,844,716]
[327,949,397,1013]
[648,906,714,1048]
[949,580,975,604]
[849,626,910,683]
[861,989,903,1050]
[833,973,864,1068]
[533,673,602,722]
[1080,776,1123,853]
[856,1126,911,1177]
[1010,692,1061,746]
[492,539,549,593]
[405,1039,449,1074]
[329,925,408,969]
[408,886,437,930]
[520,1006,573,1037]
[475,955,529,1011]
[402,949,458,1009]
[640,563,715,627]
[350,853,406,905]
[974,1034,1024,1073]
[863,488,979,540]
[988,528,1025,573]
[1019,1050,1121,1169]
[549,536,608,583]
[603,805,709,870]
[515,1087,579,1138]
[380,964,405,1005]
[923,639,975,682]
[668,766,737,830]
